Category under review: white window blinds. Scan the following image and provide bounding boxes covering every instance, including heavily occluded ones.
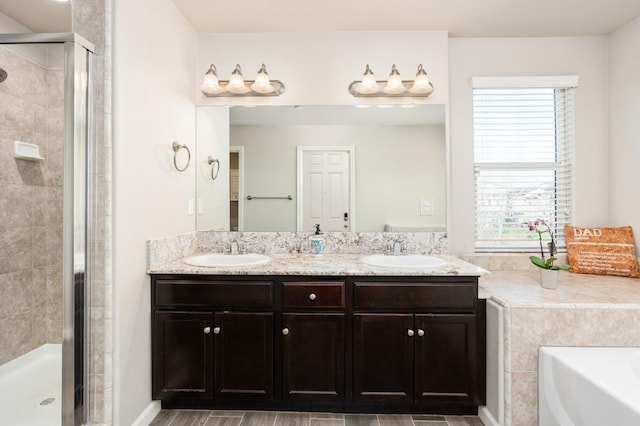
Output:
[473,86,574,251]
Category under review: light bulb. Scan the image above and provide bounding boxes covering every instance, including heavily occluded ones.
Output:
[359,64,378,94]
[227,64,249,94]
[201,64,223,94]
[383,64,405,95]
[409,64,433,95]
[250,64,274,94]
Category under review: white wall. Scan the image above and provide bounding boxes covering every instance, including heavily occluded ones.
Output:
[112,0,196,423]
[609,17,640,249]
[197,31,449,106]
[448,37,609,254]
[232,124,446,232]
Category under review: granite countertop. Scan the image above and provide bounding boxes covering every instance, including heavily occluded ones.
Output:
[147,253,488,277]
[479,270,640,308]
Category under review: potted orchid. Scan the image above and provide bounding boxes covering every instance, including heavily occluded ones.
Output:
[523,219,569,289]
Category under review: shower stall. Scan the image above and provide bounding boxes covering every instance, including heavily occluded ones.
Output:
[0,33,93,426]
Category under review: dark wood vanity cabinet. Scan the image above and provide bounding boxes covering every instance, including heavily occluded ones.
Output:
[352,280,478,406]
[151,274,483,414]
[281,281,346,402]
[353,313,476,405]
[214,312,273,400]
[152,311,214,400]
[152,277,274,404]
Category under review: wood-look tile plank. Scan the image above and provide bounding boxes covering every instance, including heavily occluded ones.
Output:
[412,415,446,422]
[377,414,414,426]
[310,413,344,420]
[309,420,345,426]
[275,412,311,426]
[149,409,180,425]
[240,411,279,426]
[205,416,243,426]
[208,411,246,417]
[344,414,379,426]
[170,410,212,426]
[444,416,485,426]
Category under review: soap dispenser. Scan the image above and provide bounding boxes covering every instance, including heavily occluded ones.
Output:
[309,224,325,256]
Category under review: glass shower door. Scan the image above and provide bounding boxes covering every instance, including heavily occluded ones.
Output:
[0,34,93,426]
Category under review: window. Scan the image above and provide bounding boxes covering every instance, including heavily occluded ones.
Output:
[473,82,574,251]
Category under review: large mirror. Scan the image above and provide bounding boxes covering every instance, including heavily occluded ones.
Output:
[195,105,446,233]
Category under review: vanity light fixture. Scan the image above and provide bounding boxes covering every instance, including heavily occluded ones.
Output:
[348,64,434,98]
[201,63,285,97]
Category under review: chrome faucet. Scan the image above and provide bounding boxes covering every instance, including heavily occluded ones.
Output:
[227,240,245,255]
[230,240,239,255]
[393,241,404,255]
[385,240,406,255]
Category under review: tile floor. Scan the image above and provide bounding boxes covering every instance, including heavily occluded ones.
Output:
[149,410,484,426]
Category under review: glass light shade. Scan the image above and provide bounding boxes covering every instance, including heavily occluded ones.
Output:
[227,64,249,94]
[358,64,378,94]
[250,64,274,94]
[201,64,223,94]
[409,64,433,94]
[383,64,405,94]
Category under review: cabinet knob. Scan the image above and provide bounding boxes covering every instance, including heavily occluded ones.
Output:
[417,328,425,337]
[282,328,290,336]
[407,329,415,337]
[204,327,211,334]
[309,293,317,301]
[213,326,221,334]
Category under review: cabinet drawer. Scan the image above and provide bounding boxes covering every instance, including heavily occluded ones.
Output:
[282,281,345,309]
[154,279,274,308]
[353,281,476,311]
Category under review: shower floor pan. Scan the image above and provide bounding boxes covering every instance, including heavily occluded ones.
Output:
[0,344,61,426]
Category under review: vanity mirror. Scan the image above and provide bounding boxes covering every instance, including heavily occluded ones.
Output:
[195,105,446,233]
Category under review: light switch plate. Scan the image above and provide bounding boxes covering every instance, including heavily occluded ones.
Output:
[420,198,433,216]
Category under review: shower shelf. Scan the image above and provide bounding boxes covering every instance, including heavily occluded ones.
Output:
[14,141,44,161]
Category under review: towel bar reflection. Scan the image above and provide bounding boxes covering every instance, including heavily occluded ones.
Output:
[172,141,191,172]
[208,156,220,180]
[246,195,293,200]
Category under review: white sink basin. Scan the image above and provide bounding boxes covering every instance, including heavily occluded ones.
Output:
[184,253,269,268]
[361,254,445,268]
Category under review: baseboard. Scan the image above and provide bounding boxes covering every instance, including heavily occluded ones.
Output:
[131,401,161,426]
[479,406,501,426]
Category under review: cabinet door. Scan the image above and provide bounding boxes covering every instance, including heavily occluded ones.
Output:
[414,314,476,405]
[153,311,213,400]
[353,313,414,403]
[214,312,274,400]
[282,313,345,401]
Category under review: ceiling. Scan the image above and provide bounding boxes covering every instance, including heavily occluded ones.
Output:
[0,0,71,33]
[172,0,640,37]
[2,0,640,37]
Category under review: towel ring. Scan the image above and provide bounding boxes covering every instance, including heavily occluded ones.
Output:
[208,156,220,180]
[172,141,191,172]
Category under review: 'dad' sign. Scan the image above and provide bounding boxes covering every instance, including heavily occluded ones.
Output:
[564,225,640,277]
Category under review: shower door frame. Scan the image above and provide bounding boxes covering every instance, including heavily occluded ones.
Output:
[0,32,95,426]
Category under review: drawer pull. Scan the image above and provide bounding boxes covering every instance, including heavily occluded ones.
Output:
[213,326,221,334]
[204,327,211,334]
[309,293,317,301]
[282,328,290,336]
[407,329,415,337]
[417,328,425,337]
